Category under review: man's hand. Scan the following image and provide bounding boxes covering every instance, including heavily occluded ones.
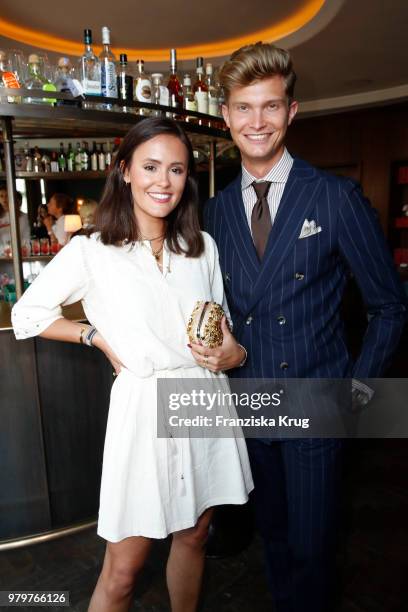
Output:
[188,316,246,373]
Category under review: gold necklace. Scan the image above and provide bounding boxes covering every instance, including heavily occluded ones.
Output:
[139,232,165,242]
[151,244,163,261]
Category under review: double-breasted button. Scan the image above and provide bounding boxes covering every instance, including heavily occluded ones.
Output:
[295,272,304,280]
[246,315,253,325]
[280,361,289,370]
[277,315,286,325]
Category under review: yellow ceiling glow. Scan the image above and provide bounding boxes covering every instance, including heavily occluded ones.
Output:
[0,0,325,61]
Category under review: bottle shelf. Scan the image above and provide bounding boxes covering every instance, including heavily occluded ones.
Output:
[0,255,54,262]
[0,170,109,180]
[0,90,230,143]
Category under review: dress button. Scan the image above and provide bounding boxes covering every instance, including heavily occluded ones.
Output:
[225,273,231,282]
[277,315,286,325]
[295,272,304,280]
[280,361,289,370]
[246,315,253,325]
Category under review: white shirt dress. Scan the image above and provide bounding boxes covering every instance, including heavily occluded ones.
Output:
[12,232,254,541]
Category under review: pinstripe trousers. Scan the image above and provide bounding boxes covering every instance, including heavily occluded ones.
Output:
[246,438,343,612]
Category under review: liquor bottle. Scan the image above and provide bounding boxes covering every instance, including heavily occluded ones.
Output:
[98,144,106,171]
[79,29,101,97]
[90,142,98,171]
[25,54,56,105]
[193,57,208,116]
[134,59,152,115]
[50,151,59,172]
[41,153,51,172]
[24,143,33,172]
[183,74,197,122]
[58,142,67,171]
[167,49,183,111]
[117,53,133,105]
[100,26,117,100]
[151,73,169,115]
[55,58,75,91]
[67,143,75,171]
[105,141,112,168]
[0,49,21,103]
[81,141,90,170]
[205,63,219,117]
[75,142,83,171]
[33,146,42,172]
[54,57,80,104]
[216,78,225,118]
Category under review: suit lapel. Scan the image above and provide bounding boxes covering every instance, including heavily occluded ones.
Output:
[220,174,261,280]
[247,159,324,313]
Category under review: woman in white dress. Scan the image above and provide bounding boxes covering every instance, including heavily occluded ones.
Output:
[12,118,253,612]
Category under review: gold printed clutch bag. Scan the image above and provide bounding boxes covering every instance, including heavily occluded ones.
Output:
[187,301,225,348]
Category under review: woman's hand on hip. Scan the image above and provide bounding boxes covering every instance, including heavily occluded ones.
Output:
[92,332,124,375]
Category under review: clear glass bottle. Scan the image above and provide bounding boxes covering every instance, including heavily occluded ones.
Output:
[216,77,225,119]
[33,146,42,172]
[75,142,83,171]
[41,153,51,173]
[90,141,98,171]
[134,59,152,115]
[24,54,50,105]
[99,26,117,100]
[79,29,101,99]
[167,49,183,112]
[22,143,31,172]
[98,143,106,171]
[50,150,59,172]
[117,53,133,108]
[206,63,219,117]
[105,141,112,168]
[193,57,208,115]
[151,72,169,116]
[55,57,77,97]
[81,141,90,170]
[183,74,197,122]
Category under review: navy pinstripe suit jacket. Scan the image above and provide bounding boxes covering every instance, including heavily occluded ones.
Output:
[203,158,407,379]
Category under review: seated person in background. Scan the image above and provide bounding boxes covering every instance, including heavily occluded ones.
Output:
[43,192,77,246]
[0,185,31,254]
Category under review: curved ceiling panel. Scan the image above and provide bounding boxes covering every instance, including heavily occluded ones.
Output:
[0,0,326,60]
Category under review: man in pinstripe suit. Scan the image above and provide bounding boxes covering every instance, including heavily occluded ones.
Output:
[191,43,406,611]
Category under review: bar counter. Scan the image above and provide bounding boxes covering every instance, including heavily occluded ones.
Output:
[0,299,112,544]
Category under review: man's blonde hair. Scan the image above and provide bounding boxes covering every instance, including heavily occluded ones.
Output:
[219,42,296,102]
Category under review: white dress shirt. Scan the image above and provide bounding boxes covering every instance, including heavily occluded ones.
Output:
[241,147,294,232]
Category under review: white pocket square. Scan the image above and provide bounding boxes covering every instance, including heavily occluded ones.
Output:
[298,218,322,239]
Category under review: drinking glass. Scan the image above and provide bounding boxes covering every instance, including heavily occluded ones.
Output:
[40,237,50,255]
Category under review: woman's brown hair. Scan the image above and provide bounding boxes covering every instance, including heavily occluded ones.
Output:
[94,118,204,257]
